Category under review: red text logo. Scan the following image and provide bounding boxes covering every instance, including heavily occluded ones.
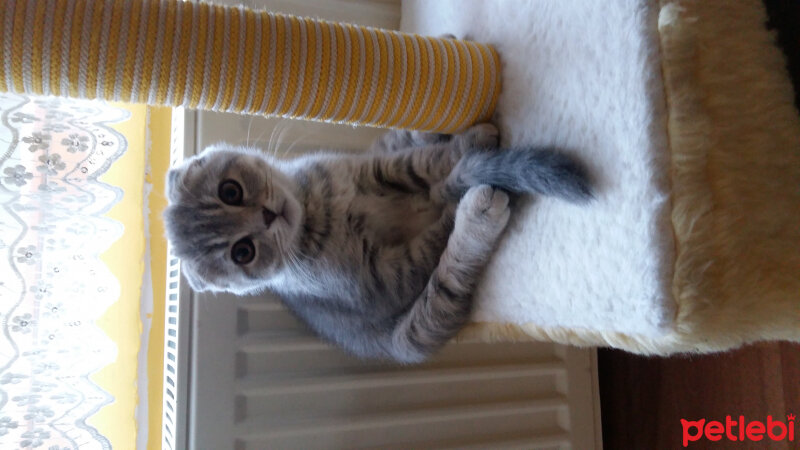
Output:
[681,415,796,447]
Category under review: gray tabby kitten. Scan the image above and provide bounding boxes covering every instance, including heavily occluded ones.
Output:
[163,123,591,363]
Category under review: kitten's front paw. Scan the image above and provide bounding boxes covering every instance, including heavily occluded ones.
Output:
[410,130,451,146]
[454,123,500,150]
[372,129,452,153]
[455,185,510,243]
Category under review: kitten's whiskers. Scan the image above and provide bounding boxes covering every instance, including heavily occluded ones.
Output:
[245,116,255,147]
[280,129,317,160]
[266,121,288,158]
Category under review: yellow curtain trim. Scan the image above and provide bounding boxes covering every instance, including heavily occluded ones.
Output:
[144,106,171,450]
[90,102,147,448]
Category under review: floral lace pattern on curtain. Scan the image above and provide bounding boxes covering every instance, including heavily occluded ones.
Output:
[0,93,129,449]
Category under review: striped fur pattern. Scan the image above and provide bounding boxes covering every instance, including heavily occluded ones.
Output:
[0,0,500,132]
[163,124,592,362]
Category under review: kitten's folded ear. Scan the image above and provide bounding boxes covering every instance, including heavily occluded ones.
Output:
[165,168,183,203]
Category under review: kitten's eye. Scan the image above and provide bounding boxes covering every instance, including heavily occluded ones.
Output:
[218,180,243,205]
[231,238,256,265]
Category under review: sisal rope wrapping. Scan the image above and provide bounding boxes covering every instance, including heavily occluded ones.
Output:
[0,0,501,132]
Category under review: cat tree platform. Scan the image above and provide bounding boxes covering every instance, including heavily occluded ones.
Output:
[403,0,800,354]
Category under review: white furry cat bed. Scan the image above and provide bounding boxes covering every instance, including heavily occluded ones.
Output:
[402,0,800,354]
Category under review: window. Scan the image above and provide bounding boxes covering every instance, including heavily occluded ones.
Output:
[0,93,171,449]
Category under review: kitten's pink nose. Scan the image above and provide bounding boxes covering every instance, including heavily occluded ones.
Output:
[262,208,277,227]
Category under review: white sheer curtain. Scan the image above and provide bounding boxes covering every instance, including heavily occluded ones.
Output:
[0,93,129,449]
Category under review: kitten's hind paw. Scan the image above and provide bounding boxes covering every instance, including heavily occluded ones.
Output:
[455,185,510,244]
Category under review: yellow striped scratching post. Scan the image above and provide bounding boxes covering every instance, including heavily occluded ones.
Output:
[0,0,501,133]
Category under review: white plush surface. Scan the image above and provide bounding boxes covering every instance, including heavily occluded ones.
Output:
[401,0,675,336]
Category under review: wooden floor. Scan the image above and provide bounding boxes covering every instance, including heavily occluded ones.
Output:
[763,0,800,111]
[598,342,800,449]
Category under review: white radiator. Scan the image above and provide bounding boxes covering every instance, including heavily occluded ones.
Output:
[191,294,600,450]
[163,2,602,449]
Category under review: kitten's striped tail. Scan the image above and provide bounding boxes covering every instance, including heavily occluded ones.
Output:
[447,148,594,203]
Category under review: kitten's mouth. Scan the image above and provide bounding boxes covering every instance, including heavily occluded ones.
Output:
[277,200,290,224]
[278,200,287,219]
